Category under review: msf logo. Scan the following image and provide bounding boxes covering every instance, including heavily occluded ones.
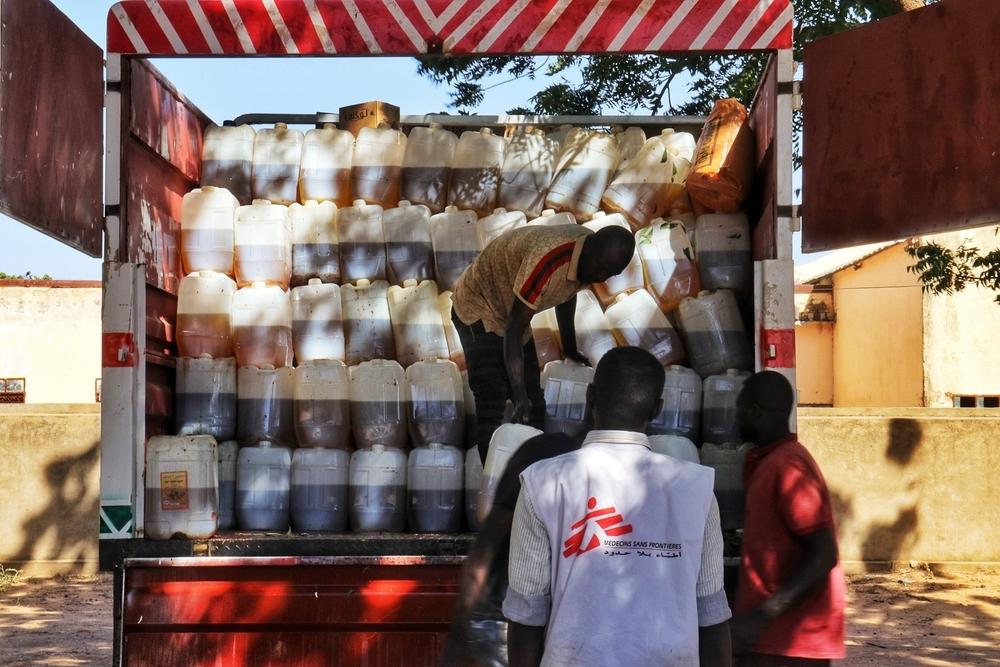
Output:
[562,497,633,558]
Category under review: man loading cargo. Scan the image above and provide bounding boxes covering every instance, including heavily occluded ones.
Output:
[451,223,635,463]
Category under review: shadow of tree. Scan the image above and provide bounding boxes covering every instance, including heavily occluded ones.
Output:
[843,569,1000,666]
[8,439,100,574]
[860,506,920,567]
[886,418,922,465]
[856,417,924,572]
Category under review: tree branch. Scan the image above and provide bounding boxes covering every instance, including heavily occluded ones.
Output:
[650,70,679,116]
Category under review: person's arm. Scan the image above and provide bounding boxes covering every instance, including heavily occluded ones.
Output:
[732,527,838,652]
[699,620,732,667]
[695,496,733,666]
[505,298,536,423]
[504,488,552,667]
[554,294,587,365]
[440,507,515,666]
[509,622,546,667]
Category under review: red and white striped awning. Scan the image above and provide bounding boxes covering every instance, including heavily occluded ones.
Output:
[107,0,793,56]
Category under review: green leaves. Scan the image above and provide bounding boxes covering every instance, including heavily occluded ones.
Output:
[906,242,986,295]
[414,0,881,119]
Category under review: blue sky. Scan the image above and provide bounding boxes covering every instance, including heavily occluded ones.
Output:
[0,1,815,279]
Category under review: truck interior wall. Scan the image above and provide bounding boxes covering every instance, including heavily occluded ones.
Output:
[748,54,778,262]
[121,58,209,439]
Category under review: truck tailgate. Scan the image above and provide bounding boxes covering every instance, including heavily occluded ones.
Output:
[119,555,464,666]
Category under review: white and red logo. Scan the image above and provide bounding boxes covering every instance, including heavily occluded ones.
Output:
[562,497,634,558]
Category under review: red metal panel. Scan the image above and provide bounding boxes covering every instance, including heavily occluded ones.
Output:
[1,0,103,257]
[124,139,186,293]
[748,54,777,261]
[122,60,207,293]
[103,332,138,368]
[761,327,795,368]
[107,0,793,56]
[803,0,1000,252]
[145,356,176,439]
[122,558,462,667]
[129,61,209,183]
[145,282,178,439]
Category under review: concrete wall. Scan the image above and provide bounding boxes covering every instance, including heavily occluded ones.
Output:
[0,283,101,403]
[799,408,1000,565]
[795,322,834,405]
[831,245,924,407]
[0,405,100,576]
[921,228,1000,407]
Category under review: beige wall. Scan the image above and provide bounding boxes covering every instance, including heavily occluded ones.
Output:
[0,285,101,403]
[795,322,834,405]
[921,228,1000,407]
[799,408,1000,565]
[831,245,924,406]
[0,405,100,576]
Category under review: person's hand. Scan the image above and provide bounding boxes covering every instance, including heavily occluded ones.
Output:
[563,350,589,366]
[510,398,533,424]
[731,607,770,654]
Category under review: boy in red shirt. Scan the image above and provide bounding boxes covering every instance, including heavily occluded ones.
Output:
[732,371,846,666]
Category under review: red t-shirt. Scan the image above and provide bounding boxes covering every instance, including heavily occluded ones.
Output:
[736,435,846,659]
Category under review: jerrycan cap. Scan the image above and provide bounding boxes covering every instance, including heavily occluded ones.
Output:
[541,209,555,217]
[492,207,507,215]
[320,122,337,130]
[613,293,629,304]
[196,353,214,360]
[444,205,459,213]
[307,278,323,286]
[371,444,386,453]
[725,368,742,376]
[698,290,712,297]
[660,128,675,136]
[398,200,412,208]
[667,364,685,371]
[352,199,367,207]
[428,442,443,450]
[302,199,319,207]
[479,127,494,136]
[251,198,273,206]
[274,122,288,130]
[402,278,419,288]
[251,281,268,289]
[355,278,371,287]
[428,122,443,130]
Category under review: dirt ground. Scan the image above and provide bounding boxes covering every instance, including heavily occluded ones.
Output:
[0,568,997,666]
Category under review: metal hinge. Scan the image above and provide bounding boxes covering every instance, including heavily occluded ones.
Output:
[778,205,801,232]
[791,80,803,112]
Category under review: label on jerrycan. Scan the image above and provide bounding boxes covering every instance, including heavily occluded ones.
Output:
[160,471,190,510]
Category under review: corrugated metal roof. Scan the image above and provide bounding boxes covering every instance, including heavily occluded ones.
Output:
[795,240,903,284]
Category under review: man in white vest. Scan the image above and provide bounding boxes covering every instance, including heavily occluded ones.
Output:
[504,346,732,667]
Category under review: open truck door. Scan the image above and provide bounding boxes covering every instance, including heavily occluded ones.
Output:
[0,0,104,257]
[802,0,1000,251]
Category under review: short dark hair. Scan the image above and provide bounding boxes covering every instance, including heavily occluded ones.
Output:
[592,347,665,421]
[741,371,794,418]
[592,226,635,272]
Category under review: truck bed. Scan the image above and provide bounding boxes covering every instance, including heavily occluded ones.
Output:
[117,554,466,667]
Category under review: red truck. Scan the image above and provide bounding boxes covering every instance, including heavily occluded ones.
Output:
[1,0,996,663]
